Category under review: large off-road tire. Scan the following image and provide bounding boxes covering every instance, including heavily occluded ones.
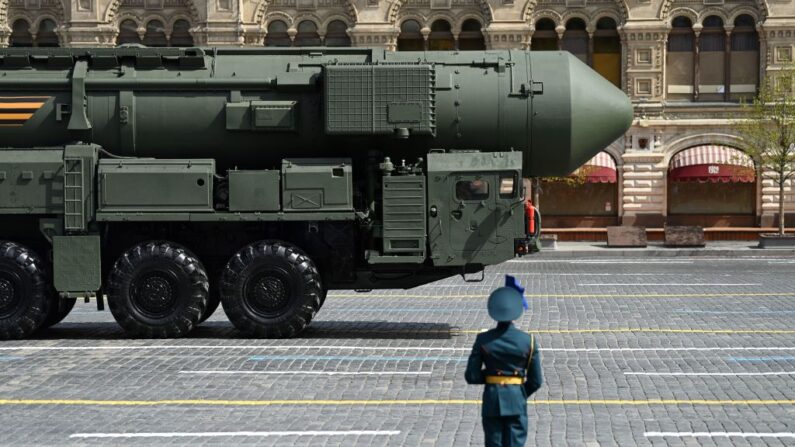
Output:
[0,241,51,340]
[220,240,323,338]
[42,297,77,328]
[107,241,209,338]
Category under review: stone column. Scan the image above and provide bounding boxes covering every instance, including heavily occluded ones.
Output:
[620,21,668,101]
[0,24,9,48]
[620,151,667,227]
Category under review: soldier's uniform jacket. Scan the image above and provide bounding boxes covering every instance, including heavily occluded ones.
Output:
[465,322,543,417]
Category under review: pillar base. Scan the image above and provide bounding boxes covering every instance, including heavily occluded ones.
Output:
[621,213,665,227]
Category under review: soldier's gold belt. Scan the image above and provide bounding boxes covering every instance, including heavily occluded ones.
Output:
[485,376,524,385]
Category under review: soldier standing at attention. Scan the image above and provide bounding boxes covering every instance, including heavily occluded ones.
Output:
[465,277,543,447]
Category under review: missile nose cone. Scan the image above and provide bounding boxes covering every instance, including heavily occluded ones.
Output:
[528,52,634,177]
[568,55,633,168]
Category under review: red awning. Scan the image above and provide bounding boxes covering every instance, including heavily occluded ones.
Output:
[669,145,755,183]
[573,152,617,183]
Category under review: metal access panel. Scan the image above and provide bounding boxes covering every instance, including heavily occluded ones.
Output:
[324,64,436,136]
[226,101,297,132]
[228,170,280,212]
[382,175,426,256]
[98,159,214,212]
[281,158,352,211]
[53,235,101,293]
[0,149,64,214]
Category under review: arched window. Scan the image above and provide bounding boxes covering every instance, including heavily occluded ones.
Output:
[458,19,485,51]
[294,20,321,46]
[117,19,141,45]
[531,18,557,51]
[428,19,454,51]
[264,20,291,47]
[562,18,588,63]
[397,19,423,51]
[730,14,759,101]
[170,19,193,47]
[666,16,695,100]
[593,17,620,87]
[325,20,350,47]
[143,20,167,47]
[36,19,59,47]
[9,19,33,47]
[698,16,726,101]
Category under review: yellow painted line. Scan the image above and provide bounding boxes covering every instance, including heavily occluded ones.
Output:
[458,329,795,334]
[0,113,33,120]
[0,398,793,407]
[330,292,793,299]
[0,102,43,109]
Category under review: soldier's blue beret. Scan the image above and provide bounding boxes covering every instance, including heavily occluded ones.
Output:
[487,287,524,322]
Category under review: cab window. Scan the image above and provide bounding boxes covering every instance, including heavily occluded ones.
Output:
[456,180,489,201]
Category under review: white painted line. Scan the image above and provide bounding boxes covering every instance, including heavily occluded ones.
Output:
[179,371,432,376]
[508,258,794,263]
[626,371,795,376]
[546,347,795,352]
[4,345,795,353]
[645,432,795,439]
[70,430,401,439]
[578,283,759,286]
[506,273,694,276]
[0,345,472,352]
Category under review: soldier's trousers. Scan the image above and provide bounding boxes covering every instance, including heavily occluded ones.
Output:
[482,413,528,447]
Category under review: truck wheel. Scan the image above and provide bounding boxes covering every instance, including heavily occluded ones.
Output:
[42,297,77,328]
[107,241,209,338]
[220,240,323,338]
[0,241,51,340]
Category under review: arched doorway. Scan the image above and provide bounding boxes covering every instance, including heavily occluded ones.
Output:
[294,20,321,46]
[9,19,33,47]
[264,20,291,47]
[325,20,351,47]
[428,19,454,50]
[117,19,141,45]
[667,145,757,227]
[730,14,759,101]
[593,17,620,87]
[36,19,59,47]
[531,18,557,51]
[666,16,695,101]
[561,18,588,63]
[539,151,620,227]
[143,19,167,47]
[458,19,485,50]
[170,19,194,47]
[698,15,726,102]
[397,19,423,51]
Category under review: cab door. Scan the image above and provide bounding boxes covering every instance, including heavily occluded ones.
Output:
[427,151,522,267]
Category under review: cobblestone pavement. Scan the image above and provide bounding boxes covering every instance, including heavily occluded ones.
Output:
[2,256,795,446]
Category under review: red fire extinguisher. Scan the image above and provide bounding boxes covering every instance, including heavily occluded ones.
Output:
[525,200,536,236]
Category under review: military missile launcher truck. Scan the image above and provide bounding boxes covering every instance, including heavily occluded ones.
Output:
[0,47,632,340]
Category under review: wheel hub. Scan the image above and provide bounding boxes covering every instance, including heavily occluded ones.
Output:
[132,273,177,318]
[246,273,291,315]
[0,278,17,315]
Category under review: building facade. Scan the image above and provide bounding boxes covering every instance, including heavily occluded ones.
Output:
[1,0,794,229]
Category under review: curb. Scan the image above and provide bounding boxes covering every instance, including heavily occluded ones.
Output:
[531,248,795,258]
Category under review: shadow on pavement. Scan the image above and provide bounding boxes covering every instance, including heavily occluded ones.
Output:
[31,321,458,341]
